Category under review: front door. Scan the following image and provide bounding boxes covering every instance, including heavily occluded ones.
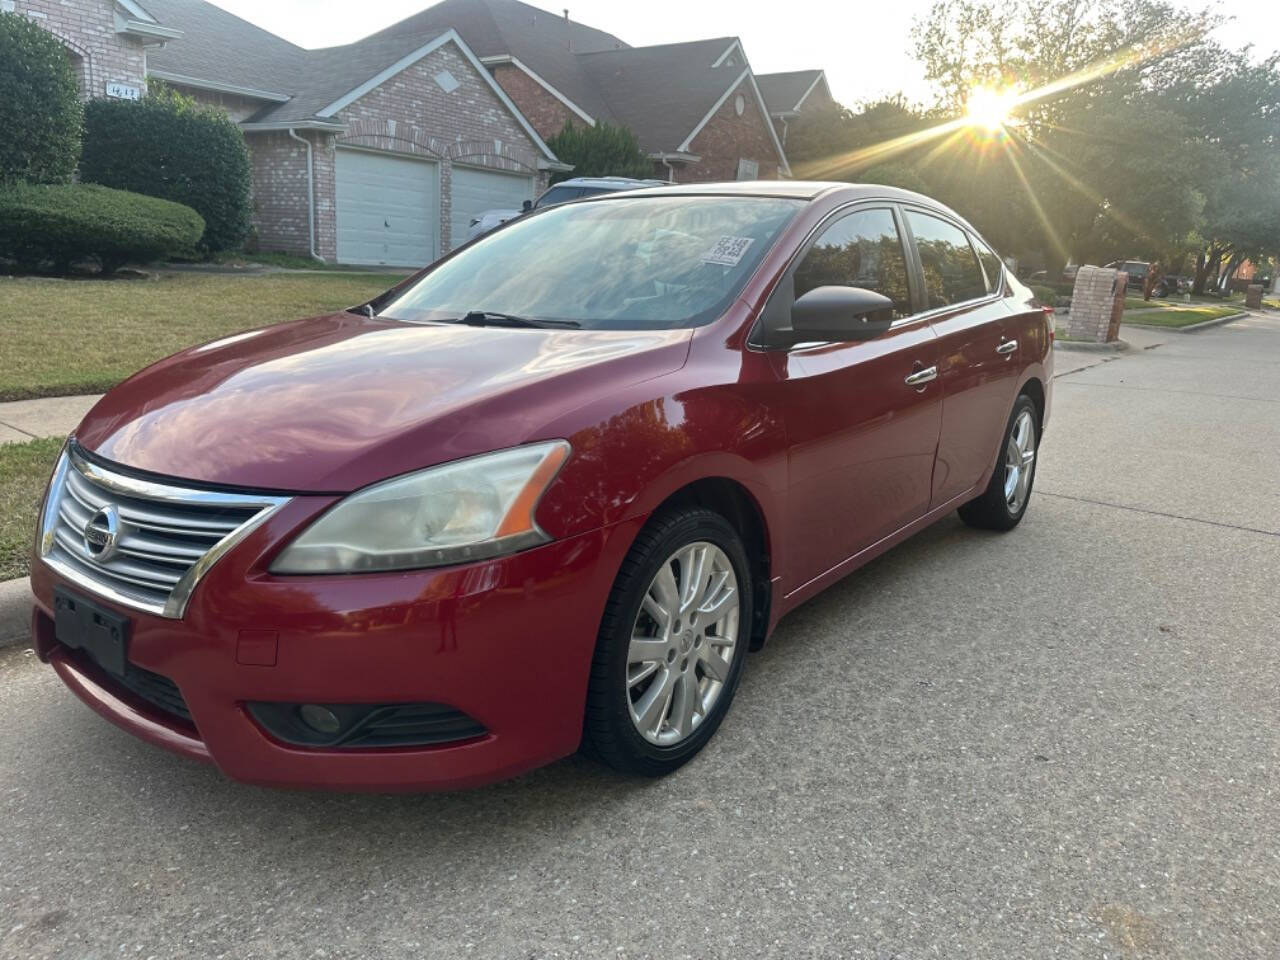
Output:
[778,206,942,589]
[900,210,1020,507]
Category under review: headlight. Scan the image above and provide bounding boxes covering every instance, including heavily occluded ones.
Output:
[270,441,570,574]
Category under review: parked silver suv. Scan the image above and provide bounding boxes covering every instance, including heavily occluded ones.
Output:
[532,176,669,210]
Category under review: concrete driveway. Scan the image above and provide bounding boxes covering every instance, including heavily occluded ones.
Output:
[2,314,1277,960]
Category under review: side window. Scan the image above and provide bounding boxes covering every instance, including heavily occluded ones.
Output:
[792,208,912,319]
[971,234,1004,293]
[905,210,988,309]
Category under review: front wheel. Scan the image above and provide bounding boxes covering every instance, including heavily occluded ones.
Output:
[582,507,752,776]
[958,394,1039,531]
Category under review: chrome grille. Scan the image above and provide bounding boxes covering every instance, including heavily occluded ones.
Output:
[39,446,289,618]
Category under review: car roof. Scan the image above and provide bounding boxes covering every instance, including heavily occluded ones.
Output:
[553,176,668,190]
[607,180,984,235]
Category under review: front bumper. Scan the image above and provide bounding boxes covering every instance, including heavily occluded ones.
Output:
[32,505,642,792]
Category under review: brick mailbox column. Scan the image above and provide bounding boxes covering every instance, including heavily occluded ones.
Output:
[1246,284,1263,310]
[1067,265,1127,343]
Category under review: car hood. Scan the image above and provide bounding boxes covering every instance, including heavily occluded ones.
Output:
[76,313,692,492]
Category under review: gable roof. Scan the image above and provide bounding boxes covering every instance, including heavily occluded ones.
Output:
[146,0,792,169]
[366,0,626,122]
[144,0,306,98]
[757,69,828,115]
[143,1,556,159]
[575,37,743,153]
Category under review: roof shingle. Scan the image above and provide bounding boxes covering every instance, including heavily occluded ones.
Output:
[757,69,825,114]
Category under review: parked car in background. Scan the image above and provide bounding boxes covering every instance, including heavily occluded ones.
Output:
[466,208,521,242]
[533,176,669,210]
[31,182,1052,791]
[1105,259,1151,291]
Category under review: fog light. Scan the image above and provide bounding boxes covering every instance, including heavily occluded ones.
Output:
[299,704,342,735]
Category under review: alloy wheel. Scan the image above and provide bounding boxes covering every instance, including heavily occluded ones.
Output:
[626,542,740,746]
[1003,409,1037,514]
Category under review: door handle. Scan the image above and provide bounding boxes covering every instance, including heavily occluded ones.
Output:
[996,339,1018,355]
[904,366,938,387]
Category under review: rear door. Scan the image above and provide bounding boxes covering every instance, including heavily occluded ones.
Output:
[774,205,942,587]
[900,208,1020,508]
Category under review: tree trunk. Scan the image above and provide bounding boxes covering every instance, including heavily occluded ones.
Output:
[1218,253,1243,294]
[1193,247,1225,295]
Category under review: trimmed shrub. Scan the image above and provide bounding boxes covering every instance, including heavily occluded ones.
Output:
[1029,284,1057,303]
[0,12,82,184]
[0,182,205,273]
[546,121,654,184]
[80,85,251,253]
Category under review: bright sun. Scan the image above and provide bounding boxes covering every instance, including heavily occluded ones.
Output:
[966,87,1020,132]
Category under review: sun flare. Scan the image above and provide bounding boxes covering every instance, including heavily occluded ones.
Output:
[966,86,1020,132]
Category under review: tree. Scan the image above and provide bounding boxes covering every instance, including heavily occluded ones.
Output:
[546,121,653,184]
[904,0,1280,276]
[0,12,82,184]
[1155,47,1280,291]
[80,82,252,253]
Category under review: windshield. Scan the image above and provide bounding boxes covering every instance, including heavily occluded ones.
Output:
[380,196,803,330]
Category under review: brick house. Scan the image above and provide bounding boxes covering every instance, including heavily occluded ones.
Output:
[374,0,791,183]
[757,70,834,146]
[13,0,801,267]
[1,0,179,100]
[142,0,567,266]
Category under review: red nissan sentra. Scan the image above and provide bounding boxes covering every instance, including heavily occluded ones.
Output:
[30,182,1052,791]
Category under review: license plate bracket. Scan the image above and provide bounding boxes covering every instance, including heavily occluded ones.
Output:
[54,588,130,677]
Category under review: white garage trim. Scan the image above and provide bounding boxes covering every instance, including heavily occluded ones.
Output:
[336,147,439,268]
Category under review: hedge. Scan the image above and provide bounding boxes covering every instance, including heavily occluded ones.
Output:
[0,12,82,184]
[80,85,251,253]
[0,182,205,273]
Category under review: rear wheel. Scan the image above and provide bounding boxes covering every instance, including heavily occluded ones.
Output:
[582,507,751,776]
[958,394,1039,531]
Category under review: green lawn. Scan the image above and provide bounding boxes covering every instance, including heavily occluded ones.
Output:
[0,436,64,581]
[1123,303,1242,328]
[0,271,406,401]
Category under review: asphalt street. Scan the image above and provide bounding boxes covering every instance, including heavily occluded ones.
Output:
[2,314,1278,960]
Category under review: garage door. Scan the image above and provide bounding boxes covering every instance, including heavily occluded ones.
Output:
[450,166,534,249]
[336,149,438,267]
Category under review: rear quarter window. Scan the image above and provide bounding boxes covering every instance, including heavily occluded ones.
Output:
[905,210,988,309]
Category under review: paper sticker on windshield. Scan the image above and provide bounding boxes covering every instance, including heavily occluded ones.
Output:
[701,236,755,266]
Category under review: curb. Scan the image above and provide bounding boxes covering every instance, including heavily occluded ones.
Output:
[0,577,31,650]
[1125,311,1250,334]
[1054,338,1130,353]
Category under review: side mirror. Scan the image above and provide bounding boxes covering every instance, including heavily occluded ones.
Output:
[521,199,533,212]
[789,285,896,342]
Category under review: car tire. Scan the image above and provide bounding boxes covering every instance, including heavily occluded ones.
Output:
[958,394,1039,532]
[582,507,752,777]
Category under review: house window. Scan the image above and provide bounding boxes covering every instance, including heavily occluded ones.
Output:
[735,158,758,181]
[734,93,746,116]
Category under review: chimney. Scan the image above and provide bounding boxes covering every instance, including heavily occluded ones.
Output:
[563,8,570,21]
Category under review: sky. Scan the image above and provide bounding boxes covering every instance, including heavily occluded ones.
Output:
[205,0,1279,107]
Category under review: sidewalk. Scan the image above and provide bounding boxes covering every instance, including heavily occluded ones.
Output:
[0,394,101,446]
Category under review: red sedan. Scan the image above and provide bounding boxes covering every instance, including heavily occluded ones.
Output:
[30,182,1052,790]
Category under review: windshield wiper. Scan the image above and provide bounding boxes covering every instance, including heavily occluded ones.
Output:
[458,310,580,329]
